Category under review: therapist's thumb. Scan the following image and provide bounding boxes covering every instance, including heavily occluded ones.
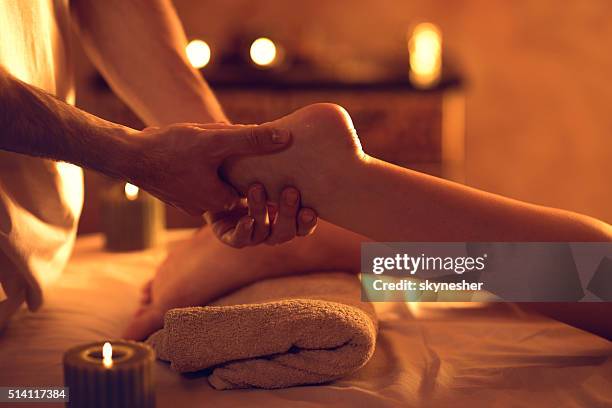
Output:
[207,126,292,158]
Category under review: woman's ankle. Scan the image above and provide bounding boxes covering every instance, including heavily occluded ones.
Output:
[221,103,366,210]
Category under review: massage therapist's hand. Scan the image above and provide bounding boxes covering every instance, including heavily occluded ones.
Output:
[204,184,318,247]
[127,123,291,215]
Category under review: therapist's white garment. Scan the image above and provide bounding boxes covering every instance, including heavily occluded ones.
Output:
[0,0,83,329]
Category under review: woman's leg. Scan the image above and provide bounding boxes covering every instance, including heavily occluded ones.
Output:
[223,103,612,340]
[122,220,365,339]
[223,103,612,242]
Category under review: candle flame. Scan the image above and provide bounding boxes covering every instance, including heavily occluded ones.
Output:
[250,37,277,67]
[408,22,442,89]
[124,183,139,201]
[102,342,113,368]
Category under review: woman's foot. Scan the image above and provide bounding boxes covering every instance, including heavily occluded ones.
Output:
[221,103,366,209]
[122,225,277,340]
[122,219,364,340]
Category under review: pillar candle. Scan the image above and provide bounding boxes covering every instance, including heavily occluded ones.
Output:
[101,183,165,251]
[63,340,155,408]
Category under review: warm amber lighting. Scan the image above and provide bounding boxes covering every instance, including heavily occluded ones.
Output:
[408,23,442,89]
[102,342,113,369]
[250,37,277,67]
[124,183,139,201]
[186,39,211,68]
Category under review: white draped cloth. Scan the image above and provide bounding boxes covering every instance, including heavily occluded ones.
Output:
[0,0,83,329]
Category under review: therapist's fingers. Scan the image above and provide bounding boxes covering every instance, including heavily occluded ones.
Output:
[122,306,165,341]
[221,216,255,248]
[267,187,299,245]
[247,184,270,244]
[297,208,318,237]
[206,207,244,240]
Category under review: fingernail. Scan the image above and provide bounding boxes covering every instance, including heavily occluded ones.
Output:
[301,211,314,223]
[285,189,298,205]
[251,186,265,203]
[271,129,291,144]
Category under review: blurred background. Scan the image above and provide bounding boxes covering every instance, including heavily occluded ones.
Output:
[74,0,612,233]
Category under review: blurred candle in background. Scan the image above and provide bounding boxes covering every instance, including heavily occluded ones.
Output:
[186,39,211,68]
[250,37,278,67]
[124,182,139,201]
[101,182,165,252]
[408,22,442,89]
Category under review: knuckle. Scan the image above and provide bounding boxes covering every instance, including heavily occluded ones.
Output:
[249,200,265,212]
[280,201,297,211]
[245,127,260,150]
[251,209,266,220]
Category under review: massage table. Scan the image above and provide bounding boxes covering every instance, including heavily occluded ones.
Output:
[1,230,610,407]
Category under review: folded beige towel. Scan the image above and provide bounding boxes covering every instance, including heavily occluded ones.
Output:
[147,272,378,390]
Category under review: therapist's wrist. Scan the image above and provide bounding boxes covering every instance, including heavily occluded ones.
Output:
[89,124,145,183]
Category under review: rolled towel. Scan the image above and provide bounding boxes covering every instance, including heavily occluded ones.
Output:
[147,272,378,390]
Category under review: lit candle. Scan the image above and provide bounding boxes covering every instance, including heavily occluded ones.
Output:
[185,39,211,69]
[408,22,442,89]
[250,37,281,67]
[101,182,165,251]
[102,341,113,368]
[124,183,139,201]
[63,340,155,408]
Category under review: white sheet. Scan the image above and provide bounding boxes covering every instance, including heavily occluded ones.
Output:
[1,231,610,407]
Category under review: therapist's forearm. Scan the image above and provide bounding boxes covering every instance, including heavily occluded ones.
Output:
[71,0,227,125]
[0,66,137,178]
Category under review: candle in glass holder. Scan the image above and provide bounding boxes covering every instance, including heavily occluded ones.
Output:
[63,340,155,408]
[101,182,165,251]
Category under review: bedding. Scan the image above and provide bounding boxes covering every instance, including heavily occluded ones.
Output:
[0,231,610,407]
[149,272,378,389]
